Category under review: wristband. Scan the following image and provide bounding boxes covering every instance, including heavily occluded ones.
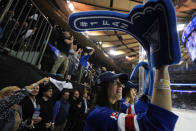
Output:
[155,79,170,90]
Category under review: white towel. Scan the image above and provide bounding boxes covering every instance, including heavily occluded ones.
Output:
[49,77,73,91]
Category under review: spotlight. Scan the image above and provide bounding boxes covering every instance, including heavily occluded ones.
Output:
[177,24,186,31]
[67,0,74,11]
[109,50,116,55]
[98,41,102,45]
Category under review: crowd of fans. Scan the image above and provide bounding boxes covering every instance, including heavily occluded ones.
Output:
[0,77,95,131]
[44,25,109,88]
[0,3,121,130]
[0,0,195,131]
[0,72,141,131]
[0,17,140,130]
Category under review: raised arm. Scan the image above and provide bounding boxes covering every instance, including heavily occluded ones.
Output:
[0,78,49,114]
[35,77,50,85]
[151,66,172,111]
[0,88,28,114]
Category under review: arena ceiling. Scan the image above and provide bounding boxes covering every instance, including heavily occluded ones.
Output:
[66,0,196,65]
[48,0,196,68]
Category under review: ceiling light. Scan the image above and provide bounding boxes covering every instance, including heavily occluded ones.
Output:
[102,43,113,48]
[67,0,74,11]
[177,24,186,31]
[109,50,116,55]
[141,50,146,56]
[99,41,102,45]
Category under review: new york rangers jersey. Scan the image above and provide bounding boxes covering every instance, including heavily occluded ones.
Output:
[120,98,149,115]
[85,103,178,131]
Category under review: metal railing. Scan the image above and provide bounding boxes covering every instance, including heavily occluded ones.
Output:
[0,0,53,67]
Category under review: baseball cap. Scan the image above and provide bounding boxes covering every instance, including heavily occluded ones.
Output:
[124,81,137,89]
[96,71,128,85]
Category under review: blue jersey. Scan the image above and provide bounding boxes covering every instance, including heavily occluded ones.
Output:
[120,98,130,113]
[120,98,149,115]
[85,104,178,131]
[133,99,149,114]
[80,54,91,68]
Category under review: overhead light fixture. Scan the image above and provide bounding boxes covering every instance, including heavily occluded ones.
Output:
[177,24,186,31]
[109,50,116,55]
[98,41,102,45]
[67,0,74,11]
[141,50,146,56]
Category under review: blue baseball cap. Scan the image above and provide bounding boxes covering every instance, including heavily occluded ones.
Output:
[96,71,128,85]
[124,81,137,89]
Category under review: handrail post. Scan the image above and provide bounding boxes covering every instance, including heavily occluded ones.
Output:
[36,26,53,68]
[0,0,14,23]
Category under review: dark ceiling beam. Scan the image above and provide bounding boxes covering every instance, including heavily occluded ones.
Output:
[110,0,114,8]
[177,15,189,19]
[114,31,138,55]
[131,0,143,3]
[113,42,139,49]
[180,10,194,15]
[101,38,134,43]
[89,33,130,37]
[104,40,138,50]
[105,45,139,53]
[114,51,138,58]
[115,45,139,51]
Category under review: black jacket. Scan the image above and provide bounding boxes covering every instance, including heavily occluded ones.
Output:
[20,96,35,121]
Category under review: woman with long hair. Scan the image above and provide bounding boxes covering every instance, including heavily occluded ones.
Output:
[0,77,49,131]
[121,81,137,113]
[85,67,178,131]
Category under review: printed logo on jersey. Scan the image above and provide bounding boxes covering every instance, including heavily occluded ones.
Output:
[110,112,119,120]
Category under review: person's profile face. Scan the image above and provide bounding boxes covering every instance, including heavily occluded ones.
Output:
[63,91,70,100]
[83,92,88,99]
[31,85,39,96]
[107,78,123,103]
[74,91,79,99]
[64,32,71,38]
[44,89,53,98]
[130,88,136,98]
[73,45,77,50]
